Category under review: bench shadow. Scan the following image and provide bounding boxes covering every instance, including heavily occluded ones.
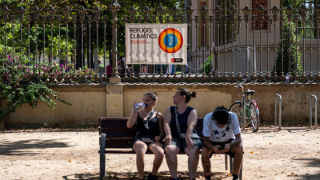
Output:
[62,171,229,180]
[293,158,320,180]
[0,139,70,156]
[240,127,314,134]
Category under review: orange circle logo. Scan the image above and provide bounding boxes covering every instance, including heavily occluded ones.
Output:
[158,28,183,53]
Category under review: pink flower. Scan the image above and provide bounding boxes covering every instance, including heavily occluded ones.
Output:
[26,69,29,72]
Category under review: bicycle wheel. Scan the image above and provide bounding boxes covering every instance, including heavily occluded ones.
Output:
[249,104,260,132]
[229,102,243,127]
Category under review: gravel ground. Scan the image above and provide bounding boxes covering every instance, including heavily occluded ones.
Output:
[0,126,319,180]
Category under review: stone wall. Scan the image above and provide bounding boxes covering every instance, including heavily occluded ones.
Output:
[4,83,320,127]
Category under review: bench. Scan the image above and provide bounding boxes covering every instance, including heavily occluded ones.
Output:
[98,117,243,180]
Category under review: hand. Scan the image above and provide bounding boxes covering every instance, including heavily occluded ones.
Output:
[154,136,161,142]
[162,134,172,145]
[212,145,223,154]
[185,137,195,149]
[220,144,230,153]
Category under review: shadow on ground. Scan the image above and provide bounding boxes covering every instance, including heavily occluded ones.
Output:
[294,158,320,180]
[0,139,70,156]
[62,171,229,180]
[240,127,314,134]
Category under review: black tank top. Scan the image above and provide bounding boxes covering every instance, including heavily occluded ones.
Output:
[135,112,160,138]
[169,106,197,139]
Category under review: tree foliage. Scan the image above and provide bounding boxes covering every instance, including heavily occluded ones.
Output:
[273,0,304,75]
[0,0,186,61]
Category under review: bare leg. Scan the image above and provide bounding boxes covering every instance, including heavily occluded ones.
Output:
[201,146,212,176]
[149,142,164,175]
[230,145,243,175]
[164,145,180,178]
[184,147,200,180]
[133,141,148,179]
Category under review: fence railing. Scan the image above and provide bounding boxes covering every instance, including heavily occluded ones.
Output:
[2,1,320,83]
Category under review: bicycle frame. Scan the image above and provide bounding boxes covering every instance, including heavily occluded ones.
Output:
[237,82,259,129]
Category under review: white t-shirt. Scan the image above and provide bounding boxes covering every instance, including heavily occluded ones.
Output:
[202,112,241,142]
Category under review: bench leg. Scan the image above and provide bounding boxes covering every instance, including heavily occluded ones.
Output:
[229,156,243,180]
[230,157,233,174]
[225,154,228,170]
[239,160,243,180]
[100,133,106,180]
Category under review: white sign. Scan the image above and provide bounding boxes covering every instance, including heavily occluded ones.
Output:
[125,23,187,65]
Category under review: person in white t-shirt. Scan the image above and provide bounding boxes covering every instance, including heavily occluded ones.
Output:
[201,106,243,180]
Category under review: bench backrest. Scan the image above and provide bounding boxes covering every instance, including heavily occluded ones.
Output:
[99,117,204,148]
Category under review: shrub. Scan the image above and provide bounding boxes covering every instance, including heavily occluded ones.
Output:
[0,50,72,123]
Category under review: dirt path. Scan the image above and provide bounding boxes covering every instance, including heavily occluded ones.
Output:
[0,127,319,180]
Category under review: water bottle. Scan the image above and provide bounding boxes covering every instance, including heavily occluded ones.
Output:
[286,73,289,83]
[135,102,147,109]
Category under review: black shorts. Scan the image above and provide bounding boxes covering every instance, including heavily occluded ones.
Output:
[130,136,155,151]
[141,64,147,67]
[209,138,235,158]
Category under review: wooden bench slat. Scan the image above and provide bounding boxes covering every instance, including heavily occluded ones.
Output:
[103,139,133,148]
[100,150,203,154]
[99,118,204,128]
[99,119,128,127]
[100,128,136,138]
[100,129,203,138]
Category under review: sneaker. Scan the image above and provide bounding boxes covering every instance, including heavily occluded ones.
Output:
[147,173,158,180]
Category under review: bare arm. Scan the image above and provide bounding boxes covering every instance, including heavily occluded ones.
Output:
[163,107,172,136]
[228,133,241,148]
[186,109,198,138]
[162,107,173,145]
[157,112,165,139]
[127,101,143,128]
[203,136,224,154]
[185,109,198,149]
[127,111,138,128]
[220,133,242,154]
[203,136,214,150]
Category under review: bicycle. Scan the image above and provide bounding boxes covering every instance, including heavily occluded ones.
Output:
[229,80,260,132]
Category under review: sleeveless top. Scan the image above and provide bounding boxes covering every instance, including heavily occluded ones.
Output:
[135,112,160,138]
[169,106,197,139]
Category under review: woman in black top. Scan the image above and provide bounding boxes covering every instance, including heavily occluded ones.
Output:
[163,88,202,180]
[127,92,164,180]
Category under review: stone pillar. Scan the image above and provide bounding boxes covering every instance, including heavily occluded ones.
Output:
[106,84,123,117]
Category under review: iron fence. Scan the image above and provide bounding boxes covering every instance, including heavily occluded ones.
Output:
[1,1,320,83]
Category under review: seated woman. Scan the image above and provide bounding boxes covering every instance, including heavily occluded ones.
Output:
[163,88,202,180]
[127,92,164,180]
